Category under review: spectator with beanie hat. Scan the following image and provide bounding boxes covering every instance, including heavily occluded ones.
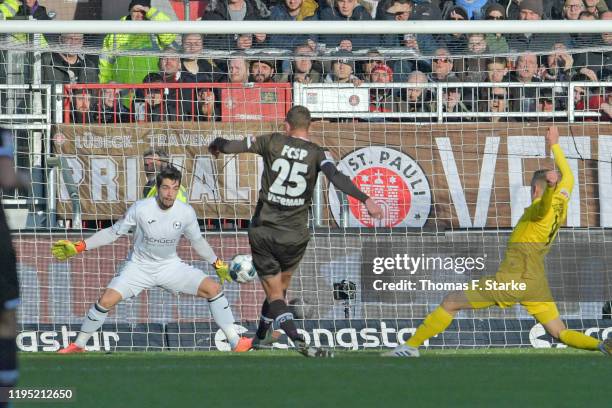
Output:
[484,3,509,53]
[369,64,403,118]
[324,49,360,84]
[508,0,563,52]
[98,0,177,85]
[250,59,282,83]
[519,0,544,20]
[504,0,559,19]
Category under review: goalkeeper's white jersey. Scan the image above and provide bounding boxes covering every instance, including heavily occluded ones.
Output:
[112,197,201,265]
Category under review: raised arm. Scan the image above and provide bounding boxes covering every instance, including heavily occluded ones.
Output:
[532,127,573,220]
[548,127,574,195]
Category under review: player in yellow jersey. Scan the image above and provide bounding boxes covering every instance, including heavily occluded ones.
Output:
[385,126,612,357]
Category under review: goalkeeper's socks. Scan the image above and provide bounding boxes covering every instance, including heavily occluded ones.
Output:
[559,329,600,351]
[0,337,18,406]
[406,306,453,348]
[208,292,240,349]
[75,302,109,348]
[255,300,273,340]
[269,299,304,343]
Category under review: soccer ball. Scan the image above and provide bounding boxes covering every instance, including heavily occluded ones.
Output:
[229,254,257,284]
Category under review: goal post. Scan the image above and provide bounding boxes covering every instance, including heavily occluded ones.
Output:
[2,19,611,34]
[2,19,612,352]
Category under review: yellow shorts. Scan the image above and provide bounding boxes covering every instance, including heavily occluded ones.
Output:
[465,275,559,324]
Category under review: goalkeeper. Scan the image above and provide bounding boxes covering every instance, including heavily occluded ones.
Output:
[53,166,251,353]
[387,126,612,357]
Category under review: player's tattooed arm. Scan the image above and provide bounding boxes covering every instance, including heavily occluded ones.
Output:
[321,162,384,220]
[321,162,369,203]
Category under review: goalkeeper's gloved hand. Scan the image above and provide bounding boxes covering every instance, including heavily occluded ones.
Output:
[214,258,232,284]
[52,240,86,261]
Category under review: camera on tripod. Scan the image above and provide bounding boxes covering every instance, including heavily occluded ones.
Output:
[333,280,356,301]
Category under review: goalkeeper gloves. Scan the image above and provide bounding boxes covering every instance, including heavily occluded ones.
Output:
[214,258,232,284]
[52,240,86,261]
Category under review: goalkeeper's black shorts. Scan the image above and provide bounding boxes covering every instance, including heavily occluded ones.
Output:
[0,209,19,312]
[248,224,310,276]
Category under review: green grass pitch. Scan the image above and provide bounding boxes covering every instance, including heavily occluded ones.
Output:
[14,349,611,408]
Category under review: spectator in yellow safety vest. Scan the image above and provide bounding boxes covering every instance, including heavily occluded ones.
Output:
[143,148,188,203]
[98,0,177,86]
[0,0,52,45]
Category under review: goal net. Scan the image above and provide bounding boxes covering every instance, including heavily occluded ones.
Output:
[2,18,612,351]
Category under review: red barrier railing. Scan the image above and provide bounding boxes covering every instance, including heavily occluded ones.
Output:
[63,82,292,124]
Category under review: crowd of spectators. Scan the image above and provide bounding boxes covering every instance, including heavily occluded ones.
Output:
[1,0,611,122]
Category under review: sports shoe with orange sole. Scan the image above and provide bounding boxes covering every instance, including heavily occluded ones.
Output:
[232,337,253,352]
[58,343,85,354]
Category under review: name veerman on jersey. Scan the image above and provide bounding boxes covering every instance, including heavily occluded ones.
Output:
[112,197,201,265]
[266,193,305,207]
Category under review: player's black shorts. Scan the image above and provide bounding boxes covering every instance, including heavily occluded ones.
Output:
[248,225,310,277]
[0,226,19,312]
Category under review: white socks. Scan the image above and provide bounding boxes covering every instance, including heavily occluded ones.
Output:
[74,295,239,350]
[75,303,109,348]
[208,292,240,349]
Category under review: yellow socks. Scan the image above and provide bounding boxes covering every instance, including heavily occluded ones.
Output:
[559,329,600,351]
[406,306,453,348]
[405,310,600,350]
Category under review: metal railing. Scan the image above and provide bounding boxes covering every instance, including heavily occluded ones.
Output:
[0,84,54,228]
[62,82,292,124]
[294,81,612,123]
